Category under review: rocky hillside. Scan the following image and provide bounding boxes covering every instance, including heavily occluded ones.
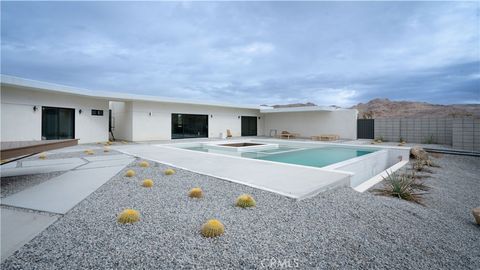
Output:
[267,98,480,118]
[352,98,480,119]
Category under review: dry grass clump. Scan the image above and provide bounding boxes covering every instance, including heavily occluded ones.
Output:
[235,194,256,208]
[164,168,175,175]
[38,152,47,159]
[138,161,149,168]
[201,219,225,238]
[125,169,136,177]
[142,179,154,188]
[117,209,140,224]
[189,187,203,198]
[373,172,428,205]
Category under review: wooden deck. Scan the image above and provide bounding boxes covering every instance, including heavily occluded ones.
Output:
[1,139,79,160]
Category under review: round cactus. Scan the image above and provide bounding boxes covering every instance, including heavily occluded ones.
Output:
[117,209,140,224]
[164,168,175,175]
[189,187,203,198]
[236,194,256,208]
[201,219,225,238]
[38,152,47,159]
[125,169,136,177]
[139,161,149,168]
[142,179,154,188]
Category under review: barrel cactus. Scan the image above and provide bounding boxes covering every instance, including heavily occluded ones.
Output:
[125,169,136,177]
[201,219,225,238]
[236,194,256,208]
[164,168,175,175]
[139,161,149,168]
[142,179,154,188]
[117,209,140,224]
[189,187,203,198]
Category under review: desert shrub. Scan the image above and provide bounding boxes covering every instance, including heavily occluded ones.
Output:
[373,172,427,205]
[410,146,428,160]
[235,194,256,208]
[142,179,154,188]
[189,187,203,198]
[125,169,136,177]
[201,219,225,238]
[164,168,175,175]
[117,209,140,224]
[138,161,149,168]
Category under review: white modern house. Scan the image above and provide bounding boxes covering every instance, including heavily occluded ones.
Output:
[0,75,358,143]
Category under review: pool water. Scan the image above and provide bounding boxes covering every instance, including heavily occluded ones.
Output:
[182,145,376,168]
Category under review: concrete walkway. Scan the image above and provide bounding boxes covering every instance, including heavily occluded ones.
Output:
[1,207,58,262]
[0,153,134,262]
[1,154,133,214]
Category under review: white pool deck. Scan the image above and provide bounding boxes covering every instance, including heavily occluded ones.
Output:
[116,139,410,199]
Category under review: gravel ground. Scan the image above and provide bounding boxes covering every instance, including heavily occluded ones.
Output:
[2,154,479,269]
[1,171,66,198]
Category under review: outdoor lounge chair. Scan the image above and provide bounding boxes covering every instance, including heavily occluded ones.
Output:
[311,134,340,141]
[277,131,300,139]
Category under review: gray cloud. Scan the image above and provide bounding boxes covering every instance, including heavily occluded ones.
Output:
[1,1,479,106]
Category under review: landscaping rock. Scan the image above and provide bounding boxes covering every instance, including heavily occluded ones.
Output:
[473,208,480,225]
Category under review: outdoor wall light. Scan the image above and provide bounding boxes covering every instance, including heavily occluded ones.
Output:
[79,109,82,114]
[149,112,153,116]
[33,106,38,112]
[258,116,261,119]
[210,115,213,118]
[238,116,241,119]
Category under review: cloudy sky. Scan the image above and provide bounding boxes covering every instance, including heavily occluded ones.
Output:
[1,1,479,107]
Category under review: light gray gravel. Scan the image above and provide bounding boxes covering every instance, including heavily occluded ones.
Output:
[1,171,66,198]
[2,155,479,269]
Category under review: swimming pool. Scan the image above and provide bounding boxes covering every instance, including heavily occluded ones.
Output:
[181,144,377,168]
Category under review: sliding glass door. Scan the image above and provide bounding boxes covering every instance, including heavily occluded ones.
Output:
[241,116,257,136]
[42,107,75,140]
[171,113,208,139]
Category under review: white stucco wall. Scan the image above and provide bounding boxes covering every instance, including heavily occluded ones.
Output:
[126,101,264,141]
[109,101,133,141]
[262,110,358,139]
[1,86,109,143]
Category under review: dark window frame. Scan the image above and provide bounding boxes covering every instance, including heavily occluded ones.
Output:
[41,106,76,140]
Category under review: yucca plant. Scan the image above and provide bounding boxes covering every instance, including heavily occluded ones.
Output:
[373,172,427,205]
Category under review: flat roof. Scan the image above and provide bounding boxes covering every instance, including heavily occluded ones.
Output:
[260,106,339,113]
[0,74,261,110]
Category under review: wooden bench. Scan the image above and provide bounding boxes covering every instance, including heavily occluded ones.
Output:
[311,135,339,141]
